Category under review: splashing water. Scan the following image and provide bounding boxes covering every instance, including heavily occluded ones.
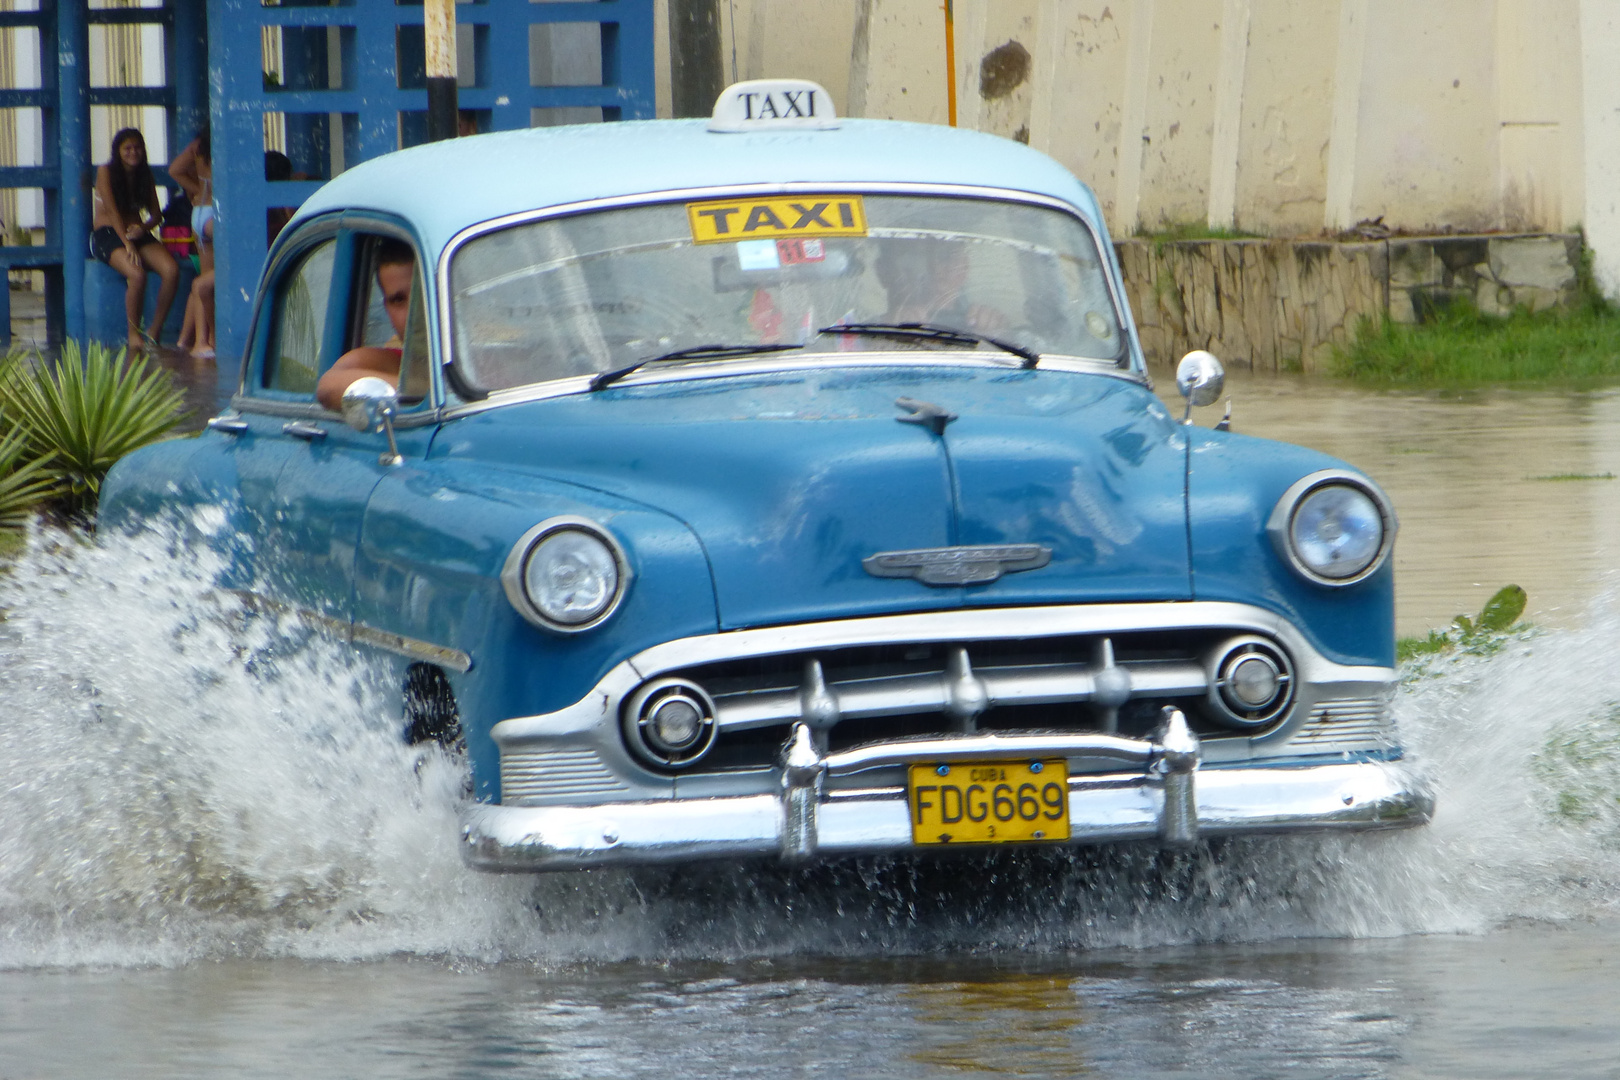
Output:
[1,521,1616,970]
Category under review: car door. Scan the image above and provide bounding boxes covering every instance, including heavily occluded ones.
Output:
[230,221,437,624]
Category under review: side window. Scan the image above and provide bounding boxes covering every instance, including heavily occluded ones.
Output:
[351,236,430,406]
[264,240,337,394]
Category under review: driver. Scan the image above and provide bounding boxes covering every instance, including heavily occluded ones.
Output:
[316,239,414,410]
[868,235,1009,337]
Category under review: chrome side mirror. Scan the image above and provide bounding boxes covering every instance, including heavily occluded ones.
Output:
[1175,350,1225,424]
[340,376,404,466]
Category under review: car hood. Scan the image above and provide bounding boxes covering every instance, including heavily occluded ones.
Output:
[429,364,1190,629]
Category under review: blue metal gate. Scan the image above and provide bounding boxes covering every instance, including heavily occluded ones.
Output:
[0,0,207,347]
[208,0,657,375]
[1,0,655,380]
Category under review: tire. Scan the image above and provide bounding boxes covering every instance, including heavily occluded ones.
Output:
[403,662,463,749]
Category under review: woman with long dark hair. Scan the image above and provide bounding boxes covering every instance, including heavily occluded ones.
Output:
[91,128,179,351]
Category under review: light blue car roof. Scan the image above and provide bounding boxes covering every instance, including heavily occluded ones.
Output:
[292,118,1113,257]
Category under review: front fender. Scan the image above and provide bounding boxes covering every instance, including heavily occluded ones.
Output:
[1186,428,1395,668]
[353,462,719,800]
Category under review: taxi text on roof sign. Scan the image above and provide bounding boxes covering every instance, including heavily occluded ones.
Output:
[708,79,840,133]
[687,195,867,244]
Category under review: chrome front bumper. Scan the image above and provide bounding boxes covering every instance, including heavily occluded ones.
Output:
[460,718,1432,873]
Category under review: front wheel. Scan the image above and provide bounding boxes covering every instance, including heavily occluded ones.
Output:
[403,662,462,750]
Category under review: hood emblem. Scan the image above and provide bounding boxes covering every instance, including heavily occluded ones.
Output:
[863,544,1052,586]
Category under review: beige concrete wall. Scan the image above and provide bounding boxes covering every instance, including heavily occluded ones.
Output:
[653,1,1620,286]
[1230,2,1337,235]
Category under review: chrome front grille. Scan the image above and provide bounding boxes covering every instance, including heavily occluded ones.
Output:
[501,747,630,804]
[669,630,1257,770]
[1291,698,1394,753]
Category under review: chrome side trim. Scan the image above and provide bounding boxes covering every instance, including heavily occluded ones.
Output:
[231,590,473,673]
[229,394,444,430]
[348,622,474,673]
[435,181,1140,406]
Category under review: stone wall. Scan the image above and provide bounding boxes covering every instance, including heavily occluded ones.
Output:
[1117,233,1583,372]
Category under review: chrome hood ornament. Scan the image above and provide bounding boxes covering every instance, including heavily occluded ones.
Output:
[862,543,1052,586]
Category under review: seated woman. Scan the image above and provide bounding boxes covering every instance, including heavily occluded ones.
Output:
[169,126,215,360]
[316,239,415,411]
[91,128,180,352]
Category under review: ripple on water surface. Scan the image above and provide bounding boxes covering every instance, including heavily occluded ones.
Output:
[1,518,1618,971]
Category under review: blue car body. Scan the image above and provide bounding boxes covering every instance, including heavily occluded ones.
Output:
[102,84,1429,870]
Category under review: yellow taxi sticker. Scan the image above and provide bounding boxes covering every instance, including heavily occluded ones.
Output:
[687,195,867,244]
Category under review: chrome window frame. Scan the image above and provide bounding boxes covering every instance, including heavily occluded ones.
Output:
[435,182,1143,420]
[233,213,444,430]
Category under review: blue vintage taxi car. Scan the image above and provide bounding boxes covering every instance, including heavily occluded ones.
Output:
[101,80,1431,871]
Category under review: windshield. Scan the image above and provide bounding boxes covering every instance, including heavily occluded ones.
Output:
[450,193,1124,393]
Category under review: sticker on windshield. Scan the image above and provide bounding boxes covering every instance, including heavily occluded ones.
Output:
[689,195,867,244]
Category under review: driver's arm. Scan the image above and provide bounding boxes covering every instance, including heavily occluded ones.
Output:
[316,346,402,411]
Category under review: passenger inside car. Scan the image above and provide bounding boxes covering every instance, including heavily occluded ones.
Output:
[316,239,415,410]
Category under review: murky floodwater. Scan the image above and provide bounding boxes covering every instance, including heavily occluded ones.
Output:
[1150,366,1620,636]
[3,369,1620,1077]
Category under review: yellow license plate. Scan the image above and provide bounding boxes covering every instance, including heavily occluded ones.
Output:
[908,760,1070,845]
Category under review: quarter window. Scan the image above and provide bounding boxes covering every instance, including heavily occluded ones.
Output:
[264,239,337,394]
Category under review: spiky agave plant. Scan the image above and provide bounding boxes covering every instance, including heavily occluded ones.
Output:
[0,426,57,535]
[0,340,188,520]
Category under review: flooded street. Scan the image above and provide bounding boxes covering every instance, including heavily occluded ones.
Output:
[3,363,1619,1077]
[5,922,1619,1078]
[1149,367,1620,637]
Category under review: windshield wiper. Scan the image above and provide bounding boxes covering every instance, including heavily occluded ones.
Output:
[589,343,804,391]
[816,322,1041,368]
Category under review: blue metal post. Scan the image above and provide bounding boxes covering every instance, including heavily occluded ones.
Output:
[57,0,89,345]
[172,0,209,147]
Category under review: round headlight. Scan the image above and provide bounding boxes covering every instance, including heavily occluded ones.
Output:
[1267,471,1396,587]
[1293,485,1383,578]
[501,517,630,632]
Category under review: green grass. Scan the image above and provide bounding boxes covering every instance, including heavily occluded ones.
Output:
[1397,584,1529,664]
[1333,302,1620,386]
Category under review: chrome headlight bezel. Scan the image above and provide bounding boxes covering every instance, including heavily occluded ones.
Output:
[1266,470,1397,587]
[500,516,632,633]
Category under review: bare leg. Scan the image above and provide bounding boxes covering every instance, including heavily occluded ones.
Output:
[142,243,181,344]
[179,289,198,350]
[106,246,147,349]
[193,270,215,357]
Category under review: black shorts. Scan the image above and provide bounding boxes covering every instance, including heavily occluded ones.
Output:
[89,225,160,264]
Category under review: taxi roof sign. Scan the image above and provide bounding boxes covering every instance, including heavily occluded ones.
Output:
[709,79,839,133]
